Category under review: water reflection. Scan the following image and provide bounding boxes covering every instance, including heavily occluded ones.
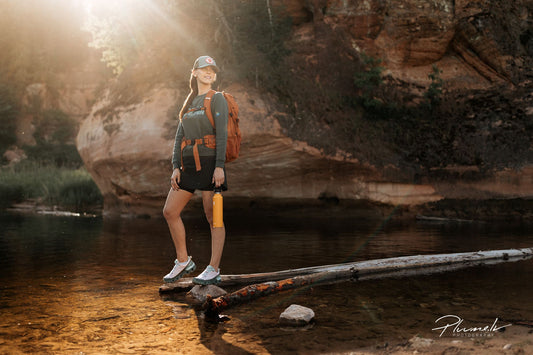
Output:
[0,209,532,353]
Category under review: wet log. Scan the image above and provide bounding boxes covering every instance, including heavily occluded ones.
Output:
[203,247,533,316]
[159,248,532,294]
[204,272,332,318]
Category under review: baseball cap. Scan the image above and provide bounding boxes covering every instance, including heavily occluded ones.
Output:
[193,56,219,72]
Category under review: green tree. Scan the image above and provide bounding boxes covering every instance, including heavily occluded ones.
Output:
[0,0,90,93]
[23,109,82,168]
[221,0,292,89]
[0,84,18,156]
[424,64,444,109]
[354,53,384,109]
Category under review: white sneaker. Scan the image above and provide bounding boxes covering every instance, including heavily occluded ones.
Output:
[163,256,196,283]
[192,265,221,285]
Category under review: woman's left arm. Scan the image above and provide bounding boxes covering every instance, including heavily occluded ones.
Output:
[212,92,228,168]
[212,93,228,187]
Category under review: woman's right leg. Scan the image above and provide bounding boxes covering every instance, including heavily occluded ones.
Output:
[163,188,193,262]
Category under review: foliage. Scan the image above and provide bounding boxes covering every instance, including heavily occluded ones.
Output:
[0,84,18,155]
[24,143,83,168]
[423,65,444,109]
[84,3,143,76]
[58,179,103,212]
[221,0,292,89]
[0,0,97,168]
[33,109,77,145]
[0,161,102,211]
[352,53,409,121]
[83,0,200,78]
[353,53,385,109]
[0,182,24,209]
[0,0,91,94]
[20,109,83,168]
[83,0,293,84]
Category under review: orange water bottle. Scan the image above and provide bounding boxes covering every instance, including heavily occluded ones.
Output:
[212,188,223,228]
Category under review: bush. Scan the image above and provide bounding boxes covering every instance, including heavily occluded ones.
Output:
[354,53,384,109]
[221,0,292,89]
[33,109,77,145]
[0,182,24,209]
[0,84,18,155]
[423,64,444,109]
[58,179,103,212]
[24,143,83,168]
[22,108,84,168]
[0,161,102,211]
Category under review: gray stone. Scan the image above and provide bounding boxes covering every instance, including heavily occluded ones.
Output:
[409,336,434,349]
[279,304,315,326]
[186,285,227,304]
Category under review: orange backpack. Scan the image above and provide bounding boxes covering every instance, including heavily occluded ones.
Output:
[181,90,241,171]
[204,89,242,163]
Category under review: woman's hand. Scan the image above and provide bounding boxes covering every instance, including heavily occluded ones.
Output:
[171,168,181,191]
[212,167,225,187]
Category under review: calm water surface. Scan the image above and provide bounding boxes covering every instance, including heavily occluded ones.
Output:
[1,206,532,354]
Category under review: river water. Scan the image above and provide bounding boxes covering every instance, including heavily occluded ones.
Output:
[1,206,532,354]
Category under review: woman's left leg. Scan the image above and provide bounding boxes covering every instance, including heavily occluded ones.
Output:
[201,190,225,270]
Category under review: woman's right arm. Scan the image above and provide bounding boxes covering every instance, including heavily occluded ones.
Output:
[172,121,184,171]
[171,121,184,190]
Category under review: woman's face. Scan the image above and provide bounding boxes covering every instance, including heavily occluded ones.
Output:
[194,66,217,86]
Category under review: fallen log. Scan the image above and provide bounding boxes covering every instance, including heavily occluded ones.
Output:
[203,272,332,318]
[159,248,532,294]
[203,247,532,316]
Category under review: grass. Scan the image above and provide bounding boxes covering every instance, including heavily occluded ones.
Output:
[0,161,102,212]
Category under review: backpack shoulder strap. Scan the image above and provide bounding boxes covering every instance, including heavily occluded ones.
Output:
[203,89,217,128]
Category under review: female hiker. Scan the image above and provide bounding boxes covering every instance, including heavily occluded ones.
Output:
[163,55,228,285]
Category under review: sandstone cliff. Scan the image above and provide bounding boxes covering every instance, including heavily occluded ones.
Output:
[76,0,533,217]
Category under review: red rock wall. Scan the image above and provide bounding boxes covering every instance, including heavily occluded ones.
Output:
[75,0,533,216]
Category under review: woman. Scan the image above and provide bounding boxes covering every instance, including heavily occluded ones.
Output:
[163,55,228,285]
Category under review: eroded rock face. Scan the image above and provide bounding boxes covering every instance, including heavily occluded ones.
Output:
[280,0,532,87]
[78,83,533,216]
[77,86,178,216]
[79,80,533,217]
[76,0,533,216]
[77,82,446,216]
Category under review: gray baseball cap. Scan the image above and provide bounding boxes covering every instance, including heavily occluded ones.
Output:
[193,56,219,71]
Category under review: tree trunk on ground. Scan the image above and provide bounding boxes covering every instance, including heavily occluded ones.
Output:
[202,248,533,316]
[159,248,533,294]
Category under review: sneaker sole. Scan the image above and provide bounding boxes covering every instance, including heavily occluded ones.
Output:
[192,275,221,286]
[163,261,196,283]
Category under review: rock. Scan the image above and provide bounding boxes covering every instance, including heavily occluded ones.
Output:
[73,0,533,217]
[503,344,512,350]
[186,285,227,304]
[3,147,26,165]
[77,82,445,216]
[279,304,315,326]
[409,336,434,349]
[76,85,179,217]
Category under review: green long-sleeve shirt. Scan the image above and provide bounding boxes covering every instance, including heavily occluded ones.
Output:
[172,92,228,170]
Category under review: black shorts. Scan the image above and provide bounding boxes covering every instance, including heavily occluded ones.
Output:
[178,155,228,193]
